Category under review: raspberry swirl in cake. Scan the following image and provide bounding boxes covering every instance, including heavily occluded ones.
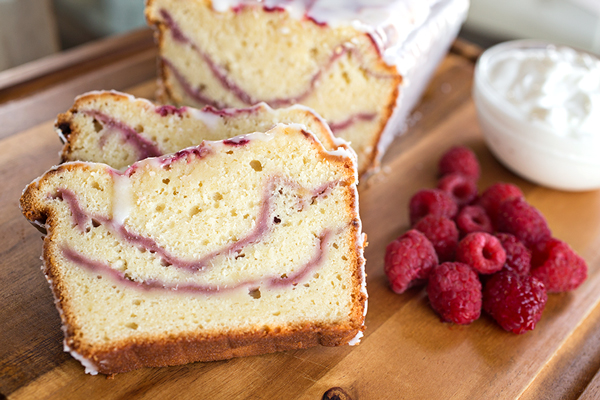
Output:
[54,172,343,292]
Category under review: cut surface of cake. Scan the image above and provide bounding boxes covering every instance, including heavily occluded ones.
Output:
[21,124,367,375]
[57,90,345,170]
[145,0,469,175]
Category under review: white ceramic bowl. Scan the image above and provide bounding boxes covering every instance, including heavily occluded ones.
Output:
[473,40,600,191]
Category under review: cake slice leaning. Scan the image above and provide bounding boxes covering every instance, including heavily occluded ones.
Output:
[56,90,346,170]
[21,124,367,375]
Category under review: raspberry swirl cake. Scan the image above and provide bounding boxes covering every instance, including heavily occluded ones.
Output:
[57,90,345,170]
[21,124,367,375]
[145,0,469,175]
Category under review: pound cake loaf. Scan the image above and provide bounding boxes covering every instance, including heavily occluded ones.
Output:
[145,0,469,175]
[57,90,345,170]
[21,124,367,375]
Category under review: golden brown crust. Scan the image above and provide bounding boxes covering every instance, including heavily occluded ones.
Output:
[69,322,359,375]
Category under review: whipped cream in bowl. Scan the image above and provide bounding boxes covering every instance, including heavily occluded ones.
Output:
[473,40,600,191]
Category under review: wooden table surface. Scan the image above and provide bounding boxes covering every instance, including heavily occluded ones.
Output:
[1,30,600,400]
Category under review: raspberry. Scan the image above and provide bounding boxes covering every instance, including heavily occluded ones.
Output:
[414,215,459,262]
[531,238,588,292]
[456,232,506,274]
[384,230,439,294]
[427,262,482,324]
[495,233,531,276]
[478,183,524,226]
[483,271,547,334]
[496,197,552,249]
[455,205,493,236]
[409,189,458,226]
[437,173,478,207]
[438,146,480,181]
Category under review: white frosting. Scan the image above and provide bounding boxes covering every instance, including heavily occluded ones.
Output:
[348,330,364,346]
[112,172,133,225]
[487,46,600,141]
[188,107,222,130]
[209,127,278,148]
[64,341,99,375]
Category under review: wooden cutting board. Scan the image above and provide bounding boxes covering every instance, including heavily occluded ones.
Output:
[1,40,600,399]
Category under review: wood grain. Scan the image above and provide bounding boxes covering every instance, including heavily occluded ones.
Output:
[1,39,600,399]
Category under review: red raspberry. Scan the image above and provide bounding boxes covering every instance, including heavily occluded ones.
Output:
[495,233,531,276]
[456,232,506,274]
[437,173,478,207]
[496,197,552,249]
[414,215,459,262]
[427,262,482,324]
[438,146,480,181]
[409,189,458,226]
[384,230,439,294]
[483,271,547,334]
[531,238,588,292]
[478,183,524,227]
[455,205,493,236]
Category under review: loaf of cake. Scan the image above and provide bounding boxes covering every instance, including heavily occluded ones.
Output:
[56,90,346,170]
[21,124,367,375]
[145,0,469,175]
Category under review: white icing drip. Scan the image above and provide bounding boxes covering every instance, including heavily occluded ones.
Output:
[287,103,343,146]
[188,107,222,130]
[112,173,133,225]
[205,127,278,153]
[54,124,68,145]
[348,330,364,346]
[64,341,99,375]
[350,179,367,339]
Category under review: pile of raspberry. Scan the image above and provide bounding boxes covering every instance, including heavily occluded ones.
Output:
[384,146,588,334]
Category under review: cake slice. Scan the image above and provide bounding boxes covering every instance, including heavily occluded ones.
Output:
[145,0,469,175]
[21,124,367,375]
[56,90,345,170]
